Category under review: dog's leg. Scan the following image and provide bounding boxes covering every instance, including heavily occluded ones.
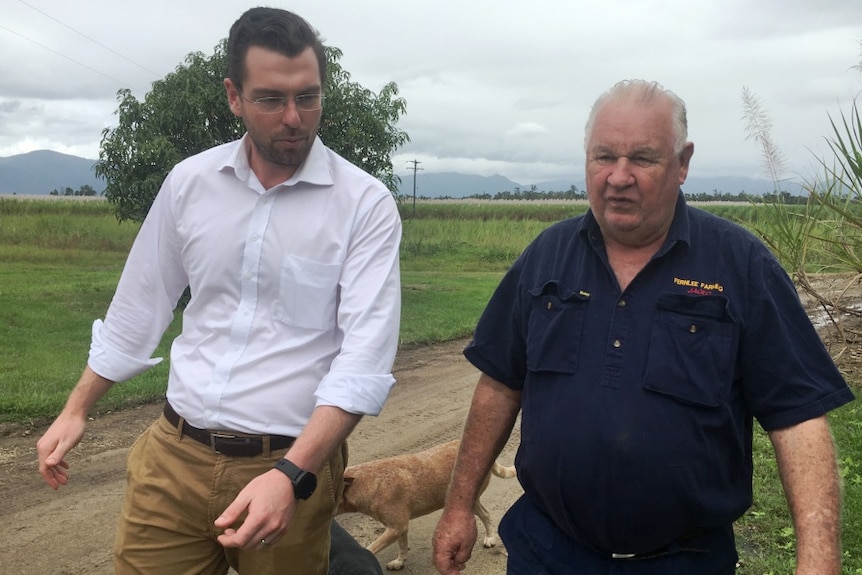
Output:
[384,530,410,571]
[367,525,409,571]
[474,499,499,548]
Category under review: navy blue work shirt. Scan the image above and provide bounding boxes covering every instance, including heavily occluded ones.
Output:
[464,192,854,556]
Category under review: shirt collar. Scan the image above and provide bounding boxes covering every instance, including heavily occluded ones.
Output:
[578,190,691,250]
[220,134,334,190]
[664,191,690,249]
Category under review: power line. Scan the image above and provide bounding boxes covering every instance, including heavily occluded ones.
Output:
[0,22,142,90]
[17,0,159,76]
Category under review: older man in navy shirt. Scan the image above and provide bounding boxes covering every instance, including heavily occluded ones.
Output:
[433,79,854,575]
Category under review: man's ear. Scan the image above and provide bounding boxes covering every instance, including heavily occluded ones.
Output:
[678,142,695,185]
[224,78,242,117]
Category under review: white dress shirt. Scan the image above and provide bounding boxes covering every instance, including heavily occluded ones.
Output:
[88,135,402,436]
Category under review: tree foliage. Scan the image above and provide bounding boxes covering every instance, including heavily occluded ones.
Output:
[49,184,97,197]
[95,41,409,222]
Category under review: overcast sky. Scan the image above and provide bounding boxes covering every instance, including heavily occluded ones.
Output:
[1,0,860,185]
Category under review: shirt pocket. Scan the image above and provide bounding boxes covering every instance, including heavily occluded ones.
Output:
[274,254,341,330]
[642,293,736,407]
[525,281,589,374]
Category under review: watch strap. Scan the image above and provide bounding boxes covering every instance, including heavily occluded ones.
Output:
[273,458,316,499]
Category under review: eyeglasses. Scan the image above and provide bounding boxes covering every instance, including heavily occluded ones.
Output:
[241,93,325,114]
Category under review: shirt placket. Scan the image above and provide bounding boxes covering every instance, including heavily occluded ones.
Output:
[202,191,276,427]
[601,294,630,390]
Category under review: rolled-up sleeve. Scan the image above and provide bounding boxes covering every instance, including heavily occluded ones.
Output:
[87,174,188,383]
[314,190,401,415]
[88,319,163,381]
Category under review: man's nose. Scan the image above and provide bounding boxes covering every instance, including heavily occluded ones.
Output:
[280,100,301,127]
[607,158,635,187]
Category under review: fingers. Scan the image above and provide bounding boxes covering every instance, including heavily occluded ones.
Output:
[432,534,471,574]
[46,460,71,489]
[214,495,257,548]
[433,510,479,574]
[432,548,468,574]
[37,438,72,489]
[217,525,283,550]
[39,461,70,490]
[216,470,298,549]
[36,415,87,490]
[214,492,248,530]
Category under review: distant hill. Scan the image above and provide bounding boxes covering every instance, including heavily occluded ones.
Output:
[396,172,522,198]
[0,150,105,195]
[1,150,803,199]
[396,172,805,198]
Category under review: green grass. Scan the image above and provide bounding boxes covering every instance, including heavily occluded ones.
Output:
[400,271,503,344]
[1,197,860,572]
[0,199,178,420]
[0,251,181,420]
[735,403,861,573]
[836,399,862,572]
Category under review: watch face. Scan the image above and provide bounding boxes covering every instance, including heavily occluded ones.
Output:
[275,459,317,499]
[295,471,317,499]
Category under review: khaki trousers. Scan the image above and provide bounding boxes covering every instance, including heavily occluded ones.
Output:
[113,414,345,575]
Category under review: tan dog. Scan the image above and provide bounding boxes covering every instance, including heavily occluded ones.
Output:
[336,439,516,570]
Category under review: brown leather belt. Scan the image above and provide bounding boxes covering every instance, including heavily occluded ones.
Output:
[163,402,295,457]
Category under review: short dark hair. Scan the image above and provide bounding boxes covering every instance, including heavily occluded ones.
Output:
[227,7,327,92]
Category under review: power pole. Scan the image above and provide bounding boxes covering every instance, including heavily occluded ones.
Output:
[406,159,423,218]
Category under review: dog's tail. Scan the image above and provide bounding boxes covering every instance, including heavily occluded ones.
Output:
[491,461,516,479]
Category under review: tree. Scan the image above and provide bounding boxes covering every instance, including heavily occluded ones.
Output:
[96,41,409,222]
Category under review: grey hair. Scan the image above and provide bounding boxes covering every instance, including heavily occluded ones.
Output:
[584,79,688,155]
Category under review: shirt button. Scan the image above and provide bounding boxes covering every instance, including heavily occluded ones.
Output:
[618,299,626,307]
[689,324,698,333]
[612,339,622,348]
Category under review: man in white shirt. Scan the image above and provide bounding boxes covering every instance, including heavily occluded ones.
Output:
[36,7,401,575]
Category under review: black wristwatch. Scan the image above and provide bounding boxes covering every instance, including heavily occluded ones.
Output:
[273,458,317,500]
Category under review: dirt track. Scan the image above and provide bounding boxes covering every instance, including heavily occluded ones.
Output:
[3,274,859,574]
[0,338,523,574]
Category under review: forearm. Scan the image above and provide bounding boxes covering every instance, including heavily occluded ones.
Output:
[62,365,116,418]
[769,416,843,575]
[283,405,361,473]
[447,373,521,510]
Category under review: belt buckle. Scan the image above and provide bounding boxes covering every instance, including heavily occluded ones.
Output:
[210,432,240,454]
[611,553,637,559]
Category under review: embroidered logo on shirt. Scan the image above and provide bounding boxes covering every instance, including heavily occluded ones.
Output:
[673,276,724,296]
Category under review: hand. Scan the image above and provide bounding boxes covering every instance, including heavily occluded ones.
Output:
[215,469,297,550]
[36,413,87,489]
[432,506,479,574]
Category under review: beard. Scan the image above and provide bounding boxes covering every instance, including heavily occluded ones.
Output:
[247,129,314,170]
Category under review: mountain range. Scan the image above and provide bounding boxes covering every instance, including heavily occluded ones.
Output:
[0,150,105,195]
[0,149,803,198]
